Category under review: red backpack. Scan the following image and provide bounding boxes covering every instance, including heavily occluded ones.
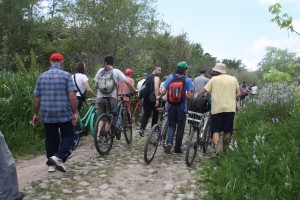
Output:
[167,74,186,104]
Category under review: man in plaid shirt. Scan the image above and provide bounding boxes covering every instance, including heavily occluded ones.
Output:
[32,53,78,173]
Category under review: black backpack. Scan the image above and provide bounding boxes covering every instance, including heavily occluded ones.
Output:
[139,74,155,99]
[189,95,211,113]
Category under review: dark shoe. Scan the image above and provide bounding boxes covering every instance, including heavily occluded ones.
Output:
[14,192,25,200]
[164,144,172,154]
[173,149,184,154]
[139,129,145,137]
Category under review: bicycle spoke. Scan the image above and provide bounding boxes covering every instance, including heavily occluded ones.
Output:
[94,114,113,155]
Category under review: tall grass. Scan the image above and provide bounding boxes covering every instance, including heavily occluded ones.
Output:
[200,82,300,200]
[0,50,44,157]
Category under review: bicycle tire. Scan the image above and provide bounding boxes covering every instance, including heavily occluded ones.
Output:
[94,114,113,155]
[144,124,160,164]
[72,122,81,151]
[122,108,132,144]
[89,111,97,136]
[161,118,168,148]
[185,125,200,167]
[134,103,143,126]
[202,119,211,153]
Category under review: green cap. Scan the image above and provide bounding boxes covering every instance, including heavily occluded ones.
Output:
[177,61,190,69]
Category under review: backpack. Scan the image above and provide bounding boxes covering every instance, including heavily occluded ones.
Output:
[139,74,155,99]
[189,95,211,113]
[97,67,117,94]
[241,87,248,96]
[167,74,186,104]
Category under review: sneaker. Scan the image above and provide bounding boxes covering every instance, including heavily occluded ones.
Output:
[173,149,184,155]
[139,129,145,137]
[48,165,56,173]
[164,144,172,154]
[14,192,25,200]
[49,156,67,173]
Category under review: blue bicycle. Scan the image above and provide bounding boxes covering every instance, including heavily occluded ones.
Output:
[93,93,135,155]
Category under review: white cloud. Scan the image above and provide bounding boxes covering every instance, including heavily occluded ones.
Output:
[242,59,261,71]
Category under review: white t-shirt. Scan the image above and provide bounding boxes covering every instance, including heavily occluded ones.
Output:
[137,79,146,92]
[72,73,88,97]
[94,67,126,98]
[251,86,258,94]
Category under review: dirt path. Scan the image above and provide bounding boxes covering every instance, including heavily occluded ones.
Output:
[17,128,210,200]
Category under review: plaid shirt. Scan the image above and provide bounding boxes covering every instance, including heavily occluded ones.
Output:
[34,65,77,123]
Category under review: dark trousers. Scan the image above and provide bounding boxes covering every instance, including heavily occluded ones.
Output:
[44,121,74,165]
[0,131,20,200]
[167,104,187,152]
[140,99,158,130]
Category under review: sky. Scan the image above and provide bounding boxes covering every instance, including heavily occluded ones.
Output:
[155,0,300,71]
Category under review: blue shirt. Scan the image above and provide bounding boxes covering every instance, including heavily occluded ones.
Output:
[163,74,194,112]
[34,65,77,123]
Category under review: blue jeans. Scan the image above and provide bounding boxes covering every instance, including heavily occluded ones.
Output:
[44,121,74,165]
[167,104,187,152]
[0,131,20,200]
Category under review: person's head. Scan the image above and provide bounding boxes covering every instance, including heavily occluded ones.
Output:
[142,73,148,79]
[252,83,256,86]
[125,68,133,76]
[104,56,114,66]
[152,66,162,76]
[76,61,86,74]
[200,68,206,75]
[212,63,226,74]
[176,61,190,75]
[50,53,64,67]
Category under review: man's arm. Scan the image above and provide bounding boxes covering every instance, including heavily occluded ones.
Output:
[197,88,207,97]
[124,77,136,92]
[32,96,40,127]
[69,91,78,123]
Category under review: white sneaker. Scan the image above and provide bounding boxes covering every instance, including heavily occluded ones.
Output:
[48,165,56,173]
[49,156,67,173]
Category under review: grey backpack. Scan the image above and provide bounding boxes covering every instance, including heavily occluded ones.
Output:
[97,67,117,94]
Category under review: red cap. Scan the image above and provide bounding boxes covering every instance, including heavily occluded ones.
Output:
[50,53,64,61]
[125,68,133,75]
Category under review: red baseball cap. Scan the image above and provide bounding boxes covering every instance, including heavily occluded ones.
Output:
[50,53,64,61]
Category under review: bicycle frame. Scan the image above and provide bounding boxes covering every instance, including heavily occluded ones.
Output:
[77,99,98,136]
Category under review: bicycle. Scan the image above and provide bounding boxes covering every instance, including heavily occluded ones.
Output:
[73,98,98,150]
[185,111,211,167]
[93,93,134,155]
[130,97,143,126]
[144,106,168,164]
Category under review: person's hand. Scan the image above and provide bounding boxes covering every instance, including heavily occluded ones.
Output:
[32,114,39,127]
[72,112,78,124]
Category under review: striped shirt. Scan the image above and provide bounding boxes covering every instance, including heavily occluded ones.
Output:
[34,65,77,123]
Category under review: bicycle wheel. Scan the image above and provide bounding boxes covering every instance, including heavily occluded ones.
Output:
[144,124,160,164]
[134,104,143,126]
[121,108,132,144]
[161,119,168,148]
[72,122,81,151]
[94,114,113,155]
[202,119,211,153]
[185,125,200,167]
[89,111,98,136]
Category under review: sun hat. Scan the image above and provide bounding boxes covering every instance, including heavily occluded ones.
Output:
[177,61,190,69]
[212,63,226,74]
[50,53,64,61]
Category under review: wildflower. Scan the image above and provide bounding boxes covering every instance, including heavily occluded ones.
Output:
[234,140,238,148]
[229,144,234,151]
[253,141,257,146]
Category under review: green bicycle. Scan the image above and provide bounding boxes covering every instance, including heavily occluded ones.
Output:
[73,98,98,150]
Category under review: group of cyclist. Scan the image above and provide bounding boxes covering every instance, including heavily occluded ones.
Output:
[32,53,242,174]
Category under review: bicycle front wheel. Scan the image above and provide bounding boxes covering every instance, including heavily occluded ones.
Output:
[94,114,113,155]
[202,119,211,153]
[185,125,200,167]
[144,124,160,164]
[121,108,132,144]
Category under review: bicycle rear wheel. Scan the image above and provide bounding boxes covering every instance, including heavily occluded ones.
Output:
[185,125,200,167]
[72,122,81,151]
[121,108,132,144]
[94,114,113,155]
[202,119,211,153]
[134,104,143,126]
[89,111,98,136]
[144,124,160,164]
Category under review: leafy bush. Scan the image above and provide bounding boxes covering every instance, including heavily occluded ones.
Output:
[200,82,300,200]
